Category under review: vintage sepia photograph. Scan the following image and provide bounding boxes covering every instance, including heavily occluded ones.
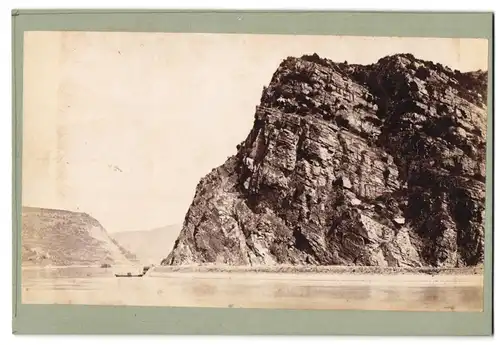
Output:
[21,31,488,312]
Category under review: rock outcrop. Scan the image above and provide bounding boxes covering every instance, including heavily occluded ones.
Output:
[163,53,488,268]
[22,207,137,266]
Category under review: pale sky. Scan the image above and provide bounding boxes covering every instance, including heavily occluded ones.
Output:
[22,32,489,233]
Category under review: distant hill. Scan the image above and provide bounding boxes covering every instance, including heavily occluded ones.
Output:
[112,225,181,265]
[21,207,137,266]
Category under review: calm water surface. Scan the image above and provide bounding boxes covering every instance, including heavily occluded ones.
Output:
[21,268,483,312]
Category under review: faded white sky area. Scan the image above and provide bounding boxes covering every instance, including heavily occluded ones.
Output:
[22,32,489,233]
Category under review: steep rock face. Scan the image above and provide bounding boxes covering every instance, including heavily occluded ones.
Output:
[164,53,488,268]
[22,207,137,266]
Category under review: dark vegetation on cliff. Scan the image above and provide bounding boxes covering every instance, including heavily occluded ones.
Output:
[164,53,488,268]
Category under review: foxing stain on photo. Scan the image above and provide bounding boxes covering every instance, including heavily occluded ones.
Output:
[21,32,488,312]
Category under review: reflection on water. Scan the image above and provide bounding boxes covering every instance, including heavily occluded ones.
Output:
[22,267,112,279]
[420,286,442,304]
[190,282,218,296]
[21,268,484,312]
[272,284,372,300]
[459,286,483,302]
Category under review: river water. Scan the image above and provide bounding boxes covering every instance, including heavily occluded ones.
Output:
[21,267,483,312]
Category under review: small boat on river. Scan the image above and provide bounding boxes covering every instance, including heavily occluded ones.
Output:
[114,265,152,278]
[115,273,144,277]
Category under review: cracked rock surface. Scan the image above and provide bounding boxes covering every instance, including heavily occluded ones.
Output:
[163,53,488,268]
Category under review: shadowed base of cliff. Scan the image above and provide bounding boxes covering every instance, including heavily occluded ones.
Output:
[21,265,483,312]
[152,264,484,275]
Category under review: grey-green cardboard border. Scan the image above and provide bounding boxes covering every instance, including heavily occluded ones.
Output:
[12,10,494,335]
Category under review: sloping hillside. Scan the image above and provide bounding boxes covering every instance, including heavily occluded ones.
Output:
[21,206,137,266]
[112,225,181,264]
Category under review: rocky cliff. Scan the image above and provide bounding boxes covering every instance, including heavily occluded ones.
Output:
[22,207,137,266]
[163,53,488,268]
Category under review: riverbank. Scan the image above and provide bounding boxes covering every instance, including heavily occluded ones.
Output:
[151,264,484,276]
[21,263,484,276]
